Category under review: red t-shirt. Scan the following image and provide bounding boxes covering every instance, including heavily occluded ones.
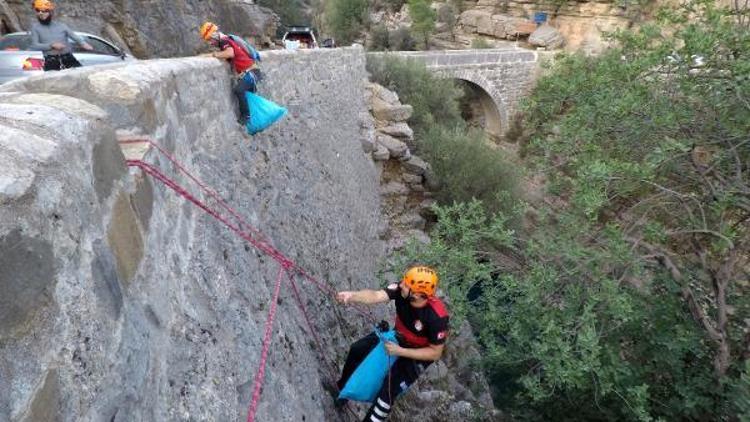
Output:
[218,37,255,74]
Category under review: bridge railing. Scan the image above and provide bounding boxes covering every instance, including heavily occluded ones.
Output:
[367,49,537,68]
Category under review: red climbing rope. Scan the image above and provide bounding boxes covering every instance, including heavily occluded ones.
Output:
[120,138,270,244]
[247,266,287,422]
[122,139,380,421]
[124,139,376,321]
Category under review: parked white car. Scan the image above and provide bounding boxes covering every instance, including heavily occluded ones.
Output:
[0,31,135,84]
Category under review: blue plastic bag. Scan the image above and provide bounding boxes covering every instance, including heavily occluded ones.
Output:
[339,330,398,402]
[244,92,287,135]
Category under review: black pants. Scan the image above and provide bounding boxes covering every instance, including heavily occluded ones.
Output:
[43,53,81,71]
[233,68,262,120]
[338,333,430,422]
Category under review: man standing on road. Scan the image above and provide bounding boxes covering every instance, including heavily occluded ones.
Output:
[29,0,93,71]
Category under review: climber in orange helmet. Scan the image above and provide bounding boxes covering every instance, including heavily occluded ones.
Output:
[29,0,93,71]
[199,21,262,128]
[335,265,450,422]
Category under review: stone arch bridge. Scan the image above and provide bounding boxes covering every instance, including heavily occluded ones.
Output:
[368,48,540,138]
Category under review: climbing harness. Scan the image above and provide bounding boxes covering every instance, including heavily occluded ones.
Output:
[119,139,376,421]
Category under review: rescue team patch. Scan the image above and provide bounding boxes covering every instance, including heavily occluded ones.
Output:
[437,331,447,340]
[414,320,423,331]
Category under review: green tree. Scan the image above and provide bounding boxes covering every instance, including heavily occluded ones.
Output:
[257,0,305,37]
[407,0,436,49]
[369,24,390,51]
[325,0,368,45]
[391,0,750,419]
[367,55,520,214]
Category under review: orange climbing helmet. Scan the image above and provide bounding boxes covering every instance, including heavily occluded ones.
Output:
[200,21,219,40]
[402,266,439,297]
[33,0,55,11]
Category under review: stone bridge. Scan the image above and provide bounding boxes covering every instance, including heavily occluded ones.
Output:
[369,48,540,138]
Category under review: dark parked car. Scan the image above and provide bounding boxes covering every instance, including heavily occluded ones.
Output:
[0,31,134,84]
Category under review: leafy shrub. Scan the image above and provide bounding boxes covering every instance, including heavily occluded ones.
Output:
[421,126,520,215]
[408,0,436,49]
[381,0,407,12]
[257,0,305,29]
[367,55,519,214]
[388,26,416,51]
[367,55,462,135]
[325,0,368,45]
[369,24,390,51]
[387,0,750,420]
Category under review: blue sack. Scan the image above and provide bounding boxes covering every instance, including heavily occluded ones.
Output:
[245,92,287,135]
[339,329,398,402]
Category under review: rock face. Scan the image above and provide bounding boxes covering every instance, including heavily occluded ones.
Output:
[369,0,652,54]
[529,24,565,49]
[0,48,386,422]
[365,82,433,252]
[364,82,502,422]
[0,0,279,57]
[0,47,500,422]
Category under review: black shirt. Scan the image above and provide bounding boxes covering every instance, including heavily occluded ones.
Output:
[384,283,449,348]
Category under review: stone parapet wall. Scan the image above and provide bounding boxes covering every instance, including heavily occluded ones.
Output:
[0,47,386,421]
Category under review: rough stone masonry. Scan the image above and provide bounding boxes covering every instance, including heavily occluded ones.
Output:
[0,45,502,421]
[0,46,389,422]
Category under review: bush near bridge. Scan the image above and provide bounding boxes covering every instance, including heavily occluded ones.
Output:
[393,0,750,420]
[367,55,520,216]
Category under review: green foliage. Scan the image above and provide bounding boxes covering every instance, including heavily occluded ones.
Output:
[369,24,391,51]
[325,0,368,45]
[367,55,520,215]
[502,0,749,418]
[367,55,463,134]
[257,0,306,30]
[731,361,750,420]
[391,200,516,321]
[421,126,521,215]
[389,0,750,420]
[470,38,493,49]
[381,0,407,13]
[407,0,436,49]
[388,26,416,51]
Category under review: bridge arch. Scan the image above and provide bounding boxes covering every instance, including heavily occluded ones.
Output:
[438,70,508,139]
[367,49,538,138]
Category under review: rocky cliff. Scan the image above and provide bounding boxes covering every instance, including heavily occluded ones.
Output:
[0,47,383,421]
[453,0,644,53]
[0,0,279,57]
[374,0,653,54]
[0,47,498,421]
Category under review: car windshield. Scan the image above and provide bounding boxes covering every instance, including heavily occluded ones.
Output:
[0,34,32,51]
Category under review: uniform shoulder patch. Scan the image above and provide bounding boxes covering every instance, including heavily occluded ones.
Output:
[387,283,399,291]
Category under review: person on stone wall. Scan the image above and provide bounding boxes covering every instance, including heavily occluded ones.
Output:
[199,21,262,127]
[335,265,450,422]
[29,0,93,71]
